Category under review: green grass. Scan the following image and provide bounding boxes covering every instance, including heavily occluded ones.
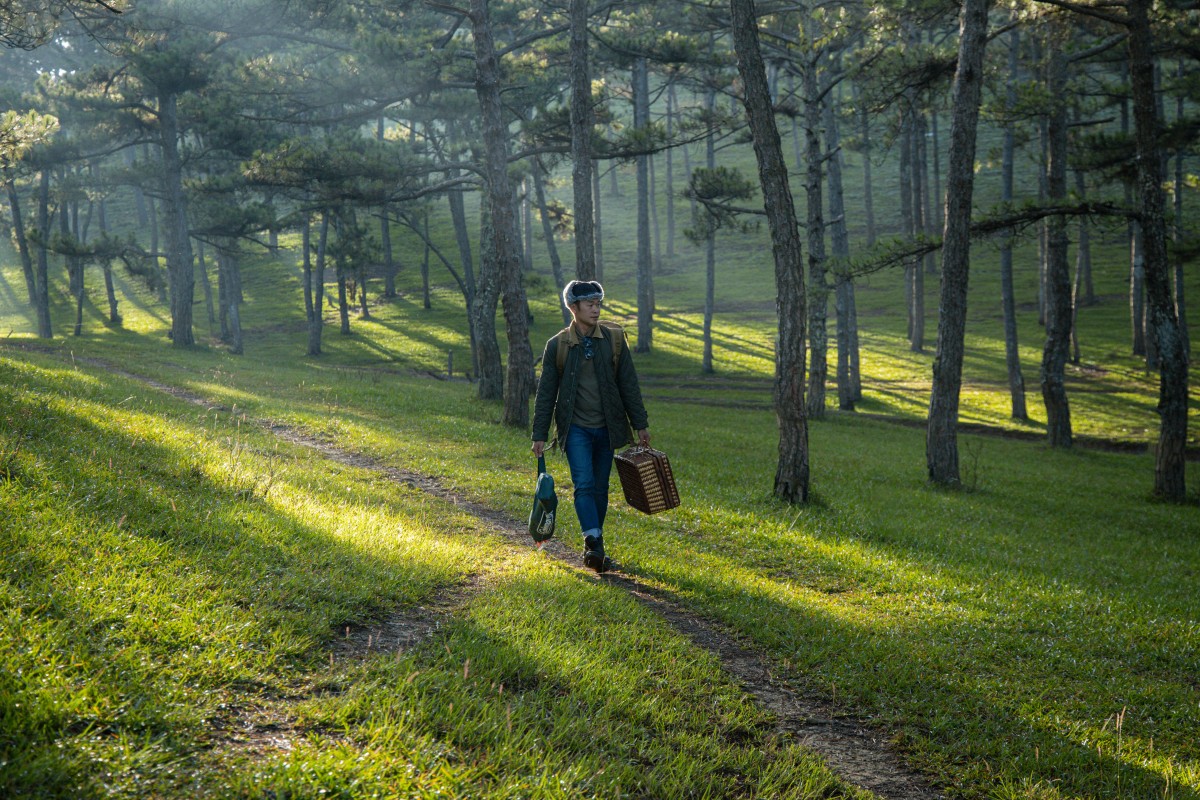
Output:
[2,234,1197,798]
[1,103,1198,798]
[2,347,877,799]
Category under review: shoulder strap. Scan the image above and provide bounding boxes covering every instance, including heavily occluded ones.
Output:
[556,322,625,374]
[555,326,571,374]
[600,321,624,371]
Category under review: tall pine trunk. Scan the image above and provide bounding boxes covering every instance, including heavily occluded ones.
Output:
[910,109,927,352]
[126,146,148,226]
[61,184,84,338]
[34,169,52,339]
[1128,0,1188,500]
[307,211,328,356]
[1174,63,1189,360]
[570,0,596,282]
[96,185,119,325]
[1040,21,1073,449]
[825,90,856,412]
[422,210,432,310]
[197,238,215,334]
[592,162,604,280]
[381,209,396,299]
[218,245,244,355]
[446,164,479,376]
[854,80,876,248]
[702,89,717,375]
[802,44,827,417]
[1000,25,1027,420]
[471,0,534,425]
[1131,223,1146,355]
[633,56,654,353]
[899,106,915,341]
[665,79,677,259]
[522,179,533,274]
[158,90,195,346]
[472,207,504,400]
[926,0,990,486]
[531,158,571,326]
[731,0,809,503]
[302,215,313,336]
[6,178,36,305]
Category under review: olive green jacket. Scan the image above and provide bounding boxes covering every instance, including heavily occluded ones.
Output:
[531,324,649,450]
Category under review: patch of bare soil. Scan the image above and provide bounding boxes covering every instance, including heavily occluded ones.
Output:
[43,356,943,799]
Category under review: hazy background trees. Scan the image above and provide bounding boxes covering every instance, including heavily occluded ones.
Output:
[0,0,1194,501]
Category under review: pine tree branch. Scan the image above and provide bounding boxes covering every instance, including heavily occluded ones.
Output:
[842,201,1136,277]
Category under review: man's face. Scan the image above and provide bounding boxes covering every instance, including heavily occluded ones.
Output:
[572,299,602,328]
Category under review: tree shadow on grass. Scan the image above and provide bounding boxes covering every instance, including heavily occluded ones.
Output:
[618,490,1198,800]
[246,568,868,800]
[0,369,471,799]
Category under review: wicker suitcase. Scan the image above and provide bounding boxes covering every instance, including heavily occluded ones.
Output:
[614,446,680,514]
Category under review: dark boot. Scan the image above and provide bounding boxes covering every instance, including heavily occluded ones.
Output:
[583,534,608,573]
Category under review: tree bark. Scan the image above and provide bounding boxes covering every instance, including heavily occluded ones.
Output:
[926,0,991,486]
[570,0,596,282]
[158,90,195,346]
[929,102,943,232]
[1128,0,1188,500]
[446,164,479,375]
[649,152,661,284]
[218,245,243,355]
[731,0,809,503]
[61,188,84,338]
[333,214,351,335]
[854,81,876,248]
[1174,62,1189,360]
[899,105,915,341]
[802,43,828,418]
[470,0,535,426]
[33,169,52,339]
[307,211,328,356]
[381,209,396,299]
[197,238,215,334]
[910,108,927,352]
[1000,26,1027,420]
[849,279,862,401]
[1131,223,1146,355]
[422,209,432,310]
[665,79,677,259]
[522,178,533,274]
[633,56,654,353]
[592,161,604,280]
[1040,19,1073,449]
[1073,157,1095,305]
[6,177,36,305]
[825,91,855,412]
[125,146,148,226]
[703,89,716,375]
[302,214,313,332]
[472,206,504,400]
[96,187,119,325]
[531,158,571,326]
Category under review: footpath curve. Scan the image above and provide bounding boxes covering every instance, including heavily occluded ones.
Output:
[93,360,944,800]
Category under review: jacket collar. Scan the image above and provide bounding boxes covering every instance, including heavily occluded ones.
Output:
[565,323,601,347]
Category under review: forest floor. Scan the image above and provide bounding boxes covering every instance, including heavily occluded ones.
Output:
[91,353,943,800]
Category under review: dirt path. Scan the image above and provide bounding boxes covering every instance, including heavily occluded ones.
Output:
[79,361,944,800]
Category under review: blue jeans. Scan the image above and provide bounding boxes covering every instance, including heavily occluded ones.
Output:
[563,424,613,535]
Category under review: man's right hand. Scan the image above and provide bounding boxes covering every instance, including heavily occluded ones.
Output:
[532,441,546,457]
